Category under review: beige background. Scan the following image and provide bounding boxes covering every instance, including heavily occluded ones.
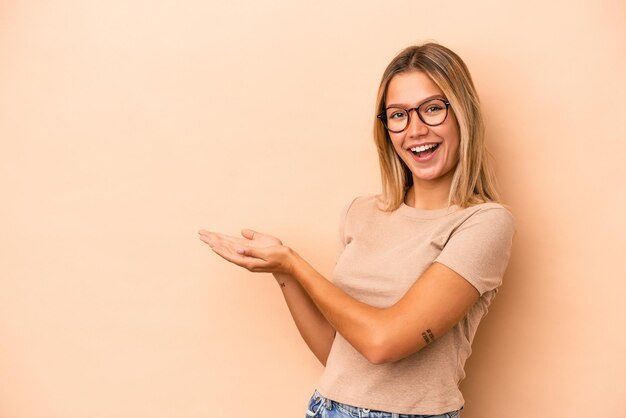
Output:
[1,1,625,417]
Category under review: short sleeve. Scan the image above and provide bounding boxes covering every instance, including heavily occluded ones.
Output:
[434,207,515,295]
[335,197,359,262]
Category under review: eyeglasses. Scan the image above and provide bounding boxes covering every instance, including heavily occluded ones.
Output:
[377,98,450,133]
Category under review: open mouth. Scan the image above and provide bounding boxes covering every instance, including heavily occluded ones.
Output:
[410,143,440,158]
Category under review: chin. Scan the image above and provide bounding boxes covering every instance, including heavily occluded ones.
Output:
[412,170,443,181]
[411,166,455,183]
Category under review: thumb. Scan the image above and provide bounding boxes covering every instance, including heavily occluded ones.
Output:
[241,228,257,240]
[238,245,266,259]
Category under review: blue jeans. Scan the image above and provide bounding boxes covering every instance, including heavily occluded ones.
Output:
[305,390,461,418]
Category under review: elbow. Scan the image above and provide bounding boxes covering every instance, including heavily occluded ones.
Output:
[364,349,390,365]
[359,314,419,365]
[362,333,424,365]
[361,335,396,365]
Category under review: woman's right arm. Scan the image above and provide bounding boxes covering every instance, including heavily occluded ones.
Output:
[273,272,336,366]
[199,227,336,365]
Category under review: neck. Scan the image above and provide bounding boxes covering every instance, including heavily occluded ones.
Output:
[405,172,454,210]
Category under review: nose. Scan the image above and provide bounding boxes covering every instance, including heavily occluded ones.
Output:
[406,109,429,136]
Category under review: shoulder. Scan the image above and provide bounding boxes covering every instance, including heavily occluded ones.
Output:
[435,202,516,295]
[337,195,383,247]
[342,194,386,217]
[461,201,511,214]
[337,195,388,236]
[458,202,515,229]
[447,202,516,243]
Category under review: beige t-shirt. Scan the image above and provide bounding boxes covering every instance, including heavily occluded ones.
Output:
[316,195,515,415]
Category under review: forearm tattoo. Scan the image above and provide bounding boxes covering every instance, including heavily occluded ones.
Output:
[421,329,435,345]
[279,282,286,288]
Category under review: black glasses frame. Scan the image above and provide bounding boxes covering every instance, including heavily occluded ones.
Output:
[377,99,450,133]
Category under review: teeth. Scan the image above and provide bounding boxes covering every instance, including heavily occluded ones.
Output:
[410,143,438,153]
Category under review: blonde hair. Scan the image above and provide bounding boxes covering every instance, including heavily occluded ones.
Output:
[374,42,501,211]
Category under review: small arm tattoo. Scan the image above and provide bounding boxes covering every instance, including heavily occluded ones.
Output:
[279,282,286,288]
[421,329,435,344]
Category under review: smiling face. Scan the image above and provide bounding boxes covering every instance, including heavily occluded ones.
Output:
[385,71,460,189]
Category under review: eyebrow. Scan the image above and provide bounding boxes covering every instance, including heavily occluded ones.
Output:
[386,94,446,109]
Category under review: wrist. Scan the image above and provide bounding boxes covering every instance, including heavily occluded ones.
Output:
[273,272,292,289]
[283,246,299,276]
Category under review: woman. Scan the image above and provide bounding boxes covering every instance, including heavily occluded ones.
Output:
[199,42,515,418]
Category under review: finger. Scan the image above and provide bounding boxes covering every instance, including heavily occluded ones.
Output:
[211,244,245,262]
[211,233,249,246]
[241,228,257,239]
[200,235,243,258]
[199,231,247,247]
[212,245,267,271]
[198,231,224,248]
[198,230,227,240]
[239,245,269,260]
[198,230,217,244]
[198,234,215,247]
[198,230,225,241]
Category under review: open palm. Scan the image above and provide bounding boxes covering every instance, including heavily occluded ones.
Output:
[198,228,281,251]
[198,228,290,272]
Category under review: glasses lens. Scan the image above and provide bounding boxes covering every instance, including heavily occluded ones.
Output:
[418,99,448,126]
[385,108,409,132]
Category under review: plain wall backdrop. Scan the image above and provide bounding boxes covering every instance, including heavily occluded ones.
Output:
[1,1,625,417]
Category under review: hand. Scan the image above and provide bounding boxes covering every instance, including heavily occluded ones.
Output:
[198,228,295,274]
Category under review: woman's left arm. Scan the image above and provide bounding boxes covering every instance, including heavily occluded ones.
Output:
[203,234,478,365]
[288,252,478,364]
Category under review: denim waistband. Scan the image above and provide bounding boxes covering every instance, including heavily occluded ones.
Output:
[310,390,459,418]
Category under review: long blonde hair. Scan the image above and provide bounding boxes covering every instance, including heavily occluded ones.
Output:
[374,43,501,211]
